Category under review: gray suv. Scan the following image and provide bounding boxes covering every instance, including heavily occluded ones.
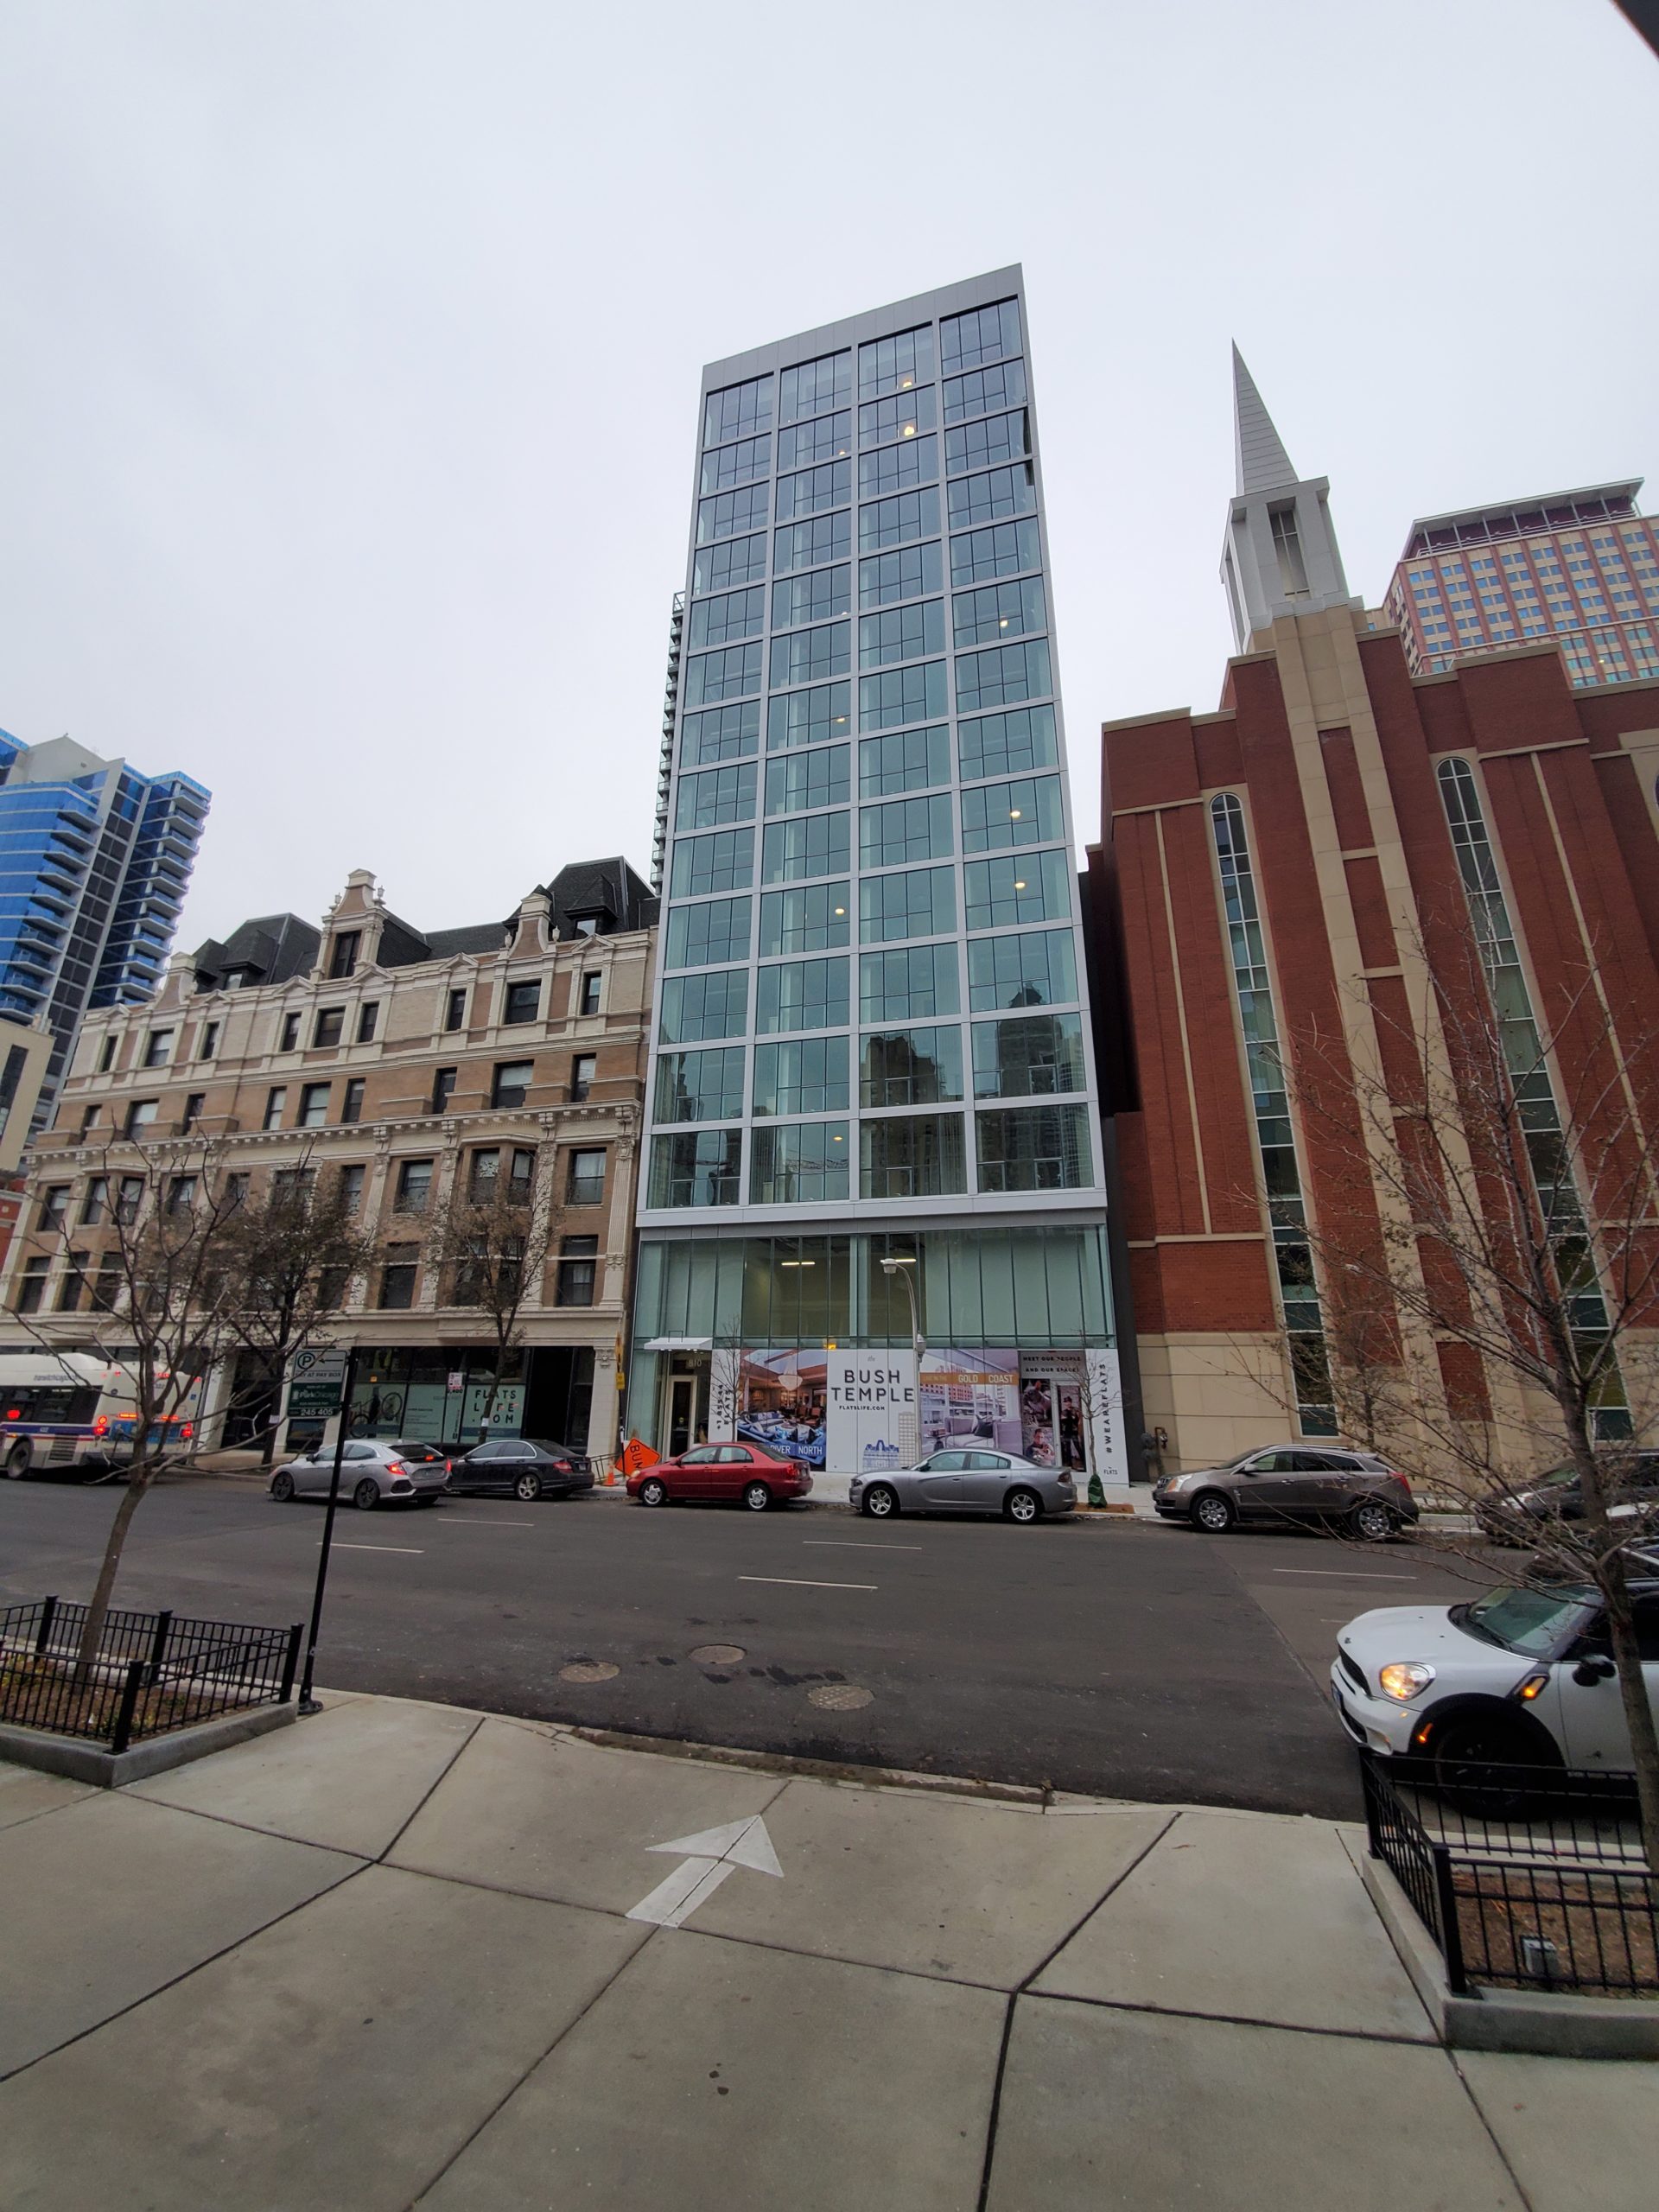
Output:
[1154,1445,1418,1541]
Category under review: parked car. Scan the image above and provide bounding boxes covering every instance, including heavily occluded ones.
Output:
[446,1437,593,1502]
[1153,1445,1417,1541]
[1475,1452,1659,1546]
[628,1441,811,1511]
[849,1450,1073,1524]
[1332,1576,1659,1777]
[269,1438,452,1510]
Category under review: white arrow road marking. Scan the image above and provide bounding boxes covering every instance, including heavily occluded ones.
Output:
[626,1814,784,1929]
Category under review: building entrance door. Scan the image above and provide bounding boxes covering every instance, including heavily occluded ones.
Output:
[666,1375,697,1458]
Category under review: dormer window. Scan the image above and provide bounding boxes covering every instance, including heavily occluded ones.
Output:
[573,915,601,938]
[329,930,361,981]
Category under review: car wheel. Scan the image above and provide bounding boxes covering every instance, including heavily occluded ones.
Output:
[5,1442,29,1479]
[1350,1498,1395,1543]
[270,1471,296,1503]
[861,1483,899,1519]
[743,1480,772,1512]
[514,1472,543,1502]
[1004,1486,1042,1524]
[1427,1713,1558,1810]
[1190,1491,1236,1534]
[352,1478,380,1511]
[638,1476,669,1507]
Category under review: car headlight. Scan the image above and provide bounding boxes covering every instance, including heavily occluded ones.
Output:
[1378,1662,1436,1701]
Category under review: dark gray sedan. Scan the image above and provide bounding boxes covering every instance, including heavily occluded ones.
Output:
[849,1450,1076,1523]
[445,1437,594,1503]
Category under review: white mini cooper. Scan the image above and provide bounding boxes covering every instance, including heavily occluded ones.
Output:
[1332,1577,1659,1777]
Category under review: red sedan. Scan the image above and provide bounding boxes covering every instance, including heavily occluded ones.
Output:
[627,1441,813,1511]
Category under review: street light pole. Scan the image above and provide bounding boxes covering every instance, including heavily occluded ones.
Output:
[298,1341,359,1715]
[880,1256,925,1365]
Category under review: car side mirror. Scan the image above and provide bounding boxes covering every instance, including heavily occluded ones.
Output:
[1572,1656,1616,1687]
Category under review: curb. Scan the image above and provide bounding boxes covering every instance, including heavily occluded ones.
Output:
[0,1699,297,1789]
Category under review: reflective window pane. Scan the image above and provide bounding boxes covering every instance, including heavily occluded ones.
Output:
[859,1113,966,1198]
[858,433,938,500]
[957,704,1058,782]
[942,359,1028,426]
[860,792,954,868]
[697,485,770,543]
[859,541,943,609]
[858,386,937,443]
[761,810,851,884]
[700,434,771,493]
[859,1026,963,1107]
[664,896,752,971]
[772,565,851,630]
[766,680,853,751]
[688,587,765,649]
[971,1013,1086,1098]
[966,930,1077,1011]
[704,375,773,447]
[859,601,946,669]
[859,944,959,1023]
[753,1035,850,1116]
[694,533,766,594]
[759,881,851,957]
[751,1122,851,1205]
[658,969,749,1043]
[946,466,1035,531]
[774,512,851,575]
[654,1046,747,1124]
[976,1103,1091,1192]
[858,660,947,732]
[777,460,851,523]
[650,1128,742,1207]
[950,518,1041,588]
[859,864,956,944]
[940,299,1021,375]
[944,410,1028,479]
[764,744,851,817]
[859,487,940,553]
[779,412,852,469]
[952,577,1046,649]
[681,702,760,767]
[769,621,851,689]
[960,773,1064,851]
[859,325,935,400]
[676,762,757,829]
[963,849,1072,932]
[955,639,1052,715]
[779,351,851,425]
[858,725,950,798]
[669,827,753,897]
[755,957,850,1035]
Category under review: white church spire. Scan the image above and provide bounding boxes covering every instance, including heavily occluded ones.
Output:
[1220,346,1357,650]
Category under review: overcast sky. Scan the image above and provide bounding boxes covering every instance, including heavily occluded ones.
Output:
[2,1,1653,951]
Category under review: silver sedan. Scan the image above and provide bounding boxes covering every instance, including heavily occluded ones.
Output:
[849,1449,1076,1523]
[269,1438,452,1510]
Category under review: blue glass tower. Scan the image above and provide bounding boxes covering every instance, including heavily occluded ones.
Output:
[0,732,210,1124]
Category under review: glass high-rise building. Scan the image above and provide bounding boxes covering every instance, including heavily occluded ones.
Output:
[631,270,1122,1482]
[0,732,209,1126]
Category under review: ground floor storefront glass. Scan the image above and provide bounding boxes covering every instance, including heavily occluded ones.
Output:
[289,1345,598,1452]
[626,1226,1124,1478]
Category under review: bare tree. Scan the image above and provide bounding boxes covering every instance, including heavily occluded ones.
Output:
[213,1154,381,1462]
[1275,910,1659,1863]
[12,1134,251,1672]
[708,1329,746,1445]
[424,1147,556,1431]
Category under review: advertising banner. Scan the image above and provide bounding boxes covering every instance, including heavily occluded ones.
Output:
[825,1353,918,1473]
[918,1350,1021,1458]
[736,1350,827,1467]
[1017,1352,1088,1473]
[1085,1349,1129,1484]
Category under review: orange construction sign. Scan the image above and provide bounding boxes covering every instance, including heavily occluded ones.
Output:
[619,1436,660,1477]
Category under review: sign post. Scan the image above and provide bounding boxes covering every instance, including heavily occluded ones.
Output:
[297,1343,359,1715]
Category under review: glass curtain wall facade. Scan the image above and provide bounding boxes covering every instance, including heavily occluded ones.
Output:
[0,733,209,1126]
[633,271,1114,1468]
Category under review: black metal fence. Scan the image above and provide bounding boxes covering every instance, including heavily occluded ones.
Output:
[1362,1751,1657,1998]
[0,1597,302,1753]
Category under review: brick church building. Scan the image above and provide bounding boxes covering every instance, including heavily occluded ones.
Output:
[1090,357,1659,1477]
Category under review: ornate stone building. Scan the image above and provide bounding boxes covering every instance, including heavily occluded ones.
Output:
[0,859,655,1458]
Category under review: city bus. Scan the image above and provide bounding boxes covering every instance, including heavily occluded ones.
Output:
[0,1350,201,1482]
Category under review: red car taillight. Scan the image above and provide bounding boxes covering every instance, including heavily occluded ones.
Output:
[385,1460,406,1477]
[93,1415,109,1437]
[552,1459,571,1471]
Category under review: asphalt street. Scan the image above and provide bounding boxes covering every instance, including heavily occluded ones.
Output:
[0,1477,1503,1817]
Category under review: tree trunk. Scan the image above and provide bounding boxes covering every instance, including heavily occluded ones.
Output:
[73,1465,156,1675]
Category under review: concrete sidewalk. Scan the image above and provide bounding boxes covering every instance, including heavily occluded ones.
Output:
[1,1696,1652,2210]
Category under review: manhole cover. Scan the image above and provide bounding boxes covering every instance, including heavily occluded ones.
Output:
[559,1662,620,1684]
[690,1643,747,1665]
[807,1684,874,1711]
